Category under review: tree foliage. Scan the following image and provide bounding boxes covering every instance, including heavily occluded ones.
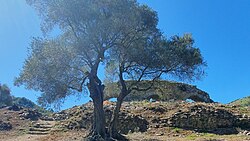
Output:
[16,0,161,107]
[15,0,206,139]
[15,0,165,139]
[15,37,85,108]
[104,33,206,101]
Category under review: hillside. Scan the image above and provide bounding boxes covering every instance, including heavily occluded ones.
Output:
[0,84,49,113]
[0,101,250,141]
[230,96,250,107]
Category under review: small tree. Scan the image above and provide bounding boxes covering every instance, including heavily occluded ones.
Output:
[105,33,206,139]
[0,84,12,107]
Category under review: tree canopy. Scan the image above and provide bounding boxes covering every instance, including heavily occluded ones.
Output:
[104,33,206,102]
[15,0,164,107]
[104,32,206,138]
[15,0,206,139]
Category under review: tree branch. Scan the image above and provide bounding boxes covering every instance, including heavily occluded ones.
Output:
[68,74,89,92]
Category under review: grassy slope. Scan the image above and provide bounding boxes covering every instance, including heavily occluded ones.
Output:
[229,96,250,107]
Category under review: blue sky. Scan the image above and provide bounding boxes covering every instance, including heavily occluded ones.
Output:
[1,0,250,109]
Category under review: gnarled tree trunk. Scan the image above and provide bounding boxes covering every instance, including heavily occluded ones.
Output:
[108,63,130,140]
[109,88,129,140]
[88,74,106,140]
[109,95,124,140]
[92,96,105,138]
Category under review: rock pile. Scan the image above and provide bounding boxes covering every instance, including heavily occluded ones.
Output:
[234,114,250,130]
[166,104,238,134]
[240,130,250,136]
[19,109,42,120]
[117,113,148,134]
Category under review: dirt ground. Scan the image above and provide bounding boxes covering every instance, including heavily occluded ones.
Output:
[1,130,250,141]
[126,132,250,141]
[0,130,86,141]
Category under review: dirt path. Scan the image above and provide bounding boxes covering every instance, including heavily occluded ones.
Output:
[3,134,48,141]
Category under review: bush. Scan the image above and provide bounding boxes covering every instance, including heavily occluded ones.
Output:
[12,97,36,108]
[0,84,12,107]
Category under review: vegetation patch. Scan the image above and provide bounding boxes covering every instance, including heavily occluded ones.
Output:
[229,96,250,107]
[0,121,12,131]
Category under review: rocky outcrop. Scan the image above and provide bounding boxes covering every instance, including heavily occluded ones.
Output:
[104,80,213,103]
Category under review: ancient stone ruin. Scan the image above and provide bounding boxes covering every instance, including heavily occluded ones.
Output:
[166,104,238,134]
[104,80,213,103]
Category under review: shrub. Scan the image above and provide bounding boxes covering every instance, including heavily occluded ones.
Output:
[0,84,12,107]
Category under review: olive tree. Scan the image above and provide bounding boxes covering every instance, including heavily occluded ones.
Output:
[105,33,206,139]
[15,0,163,139]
